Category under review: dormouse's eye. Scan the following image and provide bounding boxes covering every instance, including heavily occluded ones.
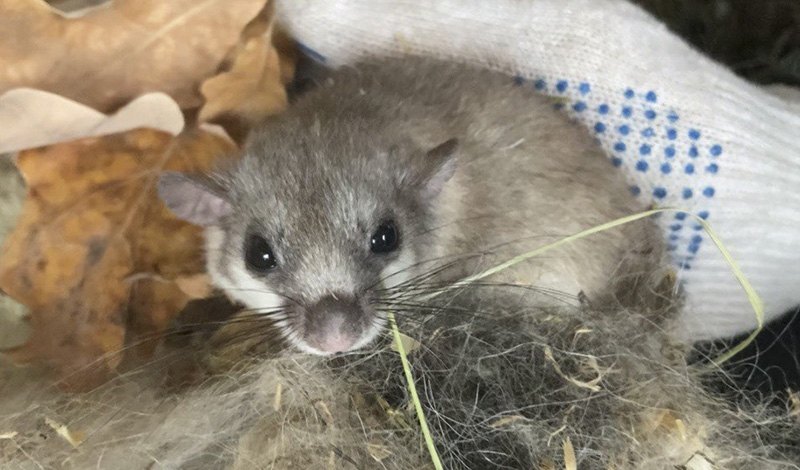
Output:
[370,220,399,254]
[245,234,277,272]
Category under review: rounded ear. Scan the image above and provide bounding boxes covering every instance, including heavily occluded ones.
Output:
[420,138,459,200]
[157,172,232,226]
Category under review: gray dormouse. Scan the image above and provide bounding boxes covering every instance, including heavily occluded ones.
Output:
[159,56,662,355]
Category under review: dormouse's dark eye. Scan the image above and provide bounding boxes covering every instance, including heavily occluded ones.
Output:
[245,234,277,272]
[370,220,399,254]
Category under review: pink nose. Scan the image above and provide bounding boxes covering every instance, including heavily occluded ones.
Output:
[318,332,356,353]
[306,313,357,354]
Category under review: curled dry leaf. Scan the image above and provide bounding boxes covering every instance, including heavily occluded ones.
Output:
[0,89,184,154]
[174,273,213,299]
[199,0,297,131]
[199,35,290,124]
[0,0,267,111]
[0,128,236,390]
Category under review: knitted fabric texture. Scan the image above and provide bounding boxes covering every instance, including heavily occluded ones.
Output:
[277,0,800,341]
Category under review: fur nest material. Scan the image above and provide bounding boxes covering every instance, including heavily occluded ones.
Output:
[1,281,798,469]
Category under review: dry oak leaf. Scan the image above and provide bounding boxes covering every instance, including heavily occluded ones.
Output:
[0,128,236,390]
[199,35,290,124]
[0,89,184,154]
[0,0,267,112]
[199,0,297,126]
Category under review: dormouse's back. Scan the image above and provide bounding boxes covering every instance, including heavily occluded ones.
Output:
[243,55,602,177]
[282,56,546,129]
[238,55,637,228]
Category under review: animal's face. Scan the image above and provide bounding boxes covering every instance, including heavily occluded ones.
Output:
[158,126,457,355]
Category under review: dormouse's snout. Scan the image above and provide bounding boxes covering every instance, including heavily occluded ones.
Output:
[302,294,366,354]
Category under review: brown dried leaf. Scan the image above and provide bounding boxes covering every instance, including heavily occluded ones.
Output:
[0,0,267,111]
[174,273,213,299]
[0,128,236,390]
[128,278,192,358]
[0,89,184,154]
[199,36,289,123]
[199,1,296,127]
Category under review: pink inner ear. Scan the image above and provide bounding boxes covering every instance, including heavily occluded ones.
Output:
[427,138,458,160]
[421,138,459,200]
[423,156,457,200]
[158,172,232,227]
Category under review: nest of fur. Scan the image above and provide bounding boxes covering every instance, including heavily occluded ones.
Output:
[1,270,799,470]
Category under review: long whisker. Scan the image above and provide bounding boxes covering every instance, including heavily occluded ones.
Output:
[366,252,481,293]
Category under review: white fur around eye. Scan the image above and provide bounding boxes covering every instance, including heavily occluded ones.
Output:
[380,249,415,292]
[205,226,284,313]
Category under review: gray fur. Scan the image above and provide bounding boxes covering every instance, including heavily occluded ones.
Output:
[162,56,663,354]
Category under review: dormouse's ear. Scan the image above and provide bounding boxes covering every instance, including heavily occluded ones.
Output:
[420,138,459,199]
[157,172,232,226]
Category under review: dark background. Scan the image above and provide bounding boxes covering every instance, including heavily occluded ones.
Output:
[635,0,800,86]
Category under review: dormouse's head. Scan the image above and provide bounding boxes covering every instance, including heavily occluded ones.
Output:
[158,119,458,355]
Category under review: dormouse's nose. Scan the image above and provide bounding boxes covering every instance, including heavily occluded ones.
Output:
[313,314,354,353]
[303,294,364,354]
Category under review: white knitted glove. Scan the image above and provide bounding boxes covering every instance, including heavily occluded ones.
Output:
[277,0,800,341]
